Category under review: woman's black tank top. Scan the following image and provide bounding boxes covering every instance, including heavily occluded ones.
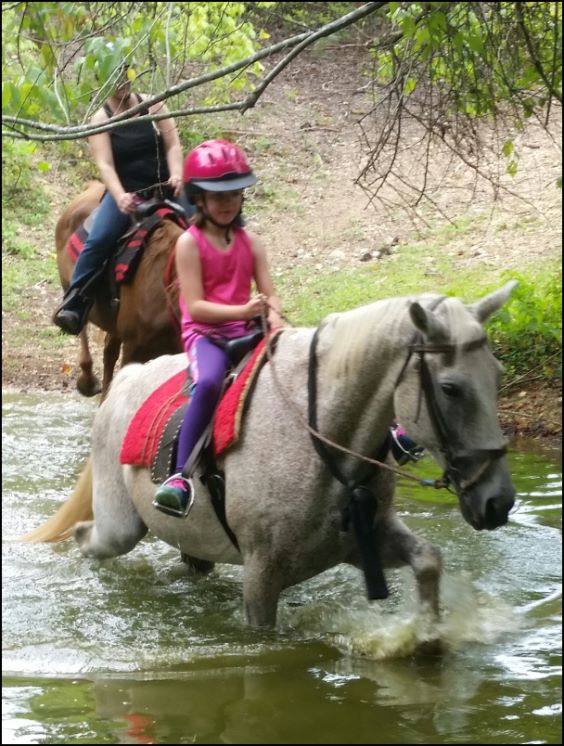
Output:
[103,93,170,193]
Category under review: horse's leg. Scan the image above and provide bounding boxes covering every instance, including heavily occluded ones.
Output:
[74,460,148,560]
[180,554,215,576]
[76,326,102,397]
[243,555,282,628]
[101,333,122,398]
[376,514,442,618]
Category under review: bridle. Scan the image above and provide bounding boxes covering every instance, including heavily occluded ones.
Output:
[393,297,508,495]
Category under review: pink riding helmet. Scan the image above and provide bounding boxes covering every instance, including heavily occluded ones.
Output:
[183,139,258,193]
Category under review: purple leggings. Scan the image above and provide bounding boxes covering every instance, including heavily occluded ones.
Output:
[175,336,230,472]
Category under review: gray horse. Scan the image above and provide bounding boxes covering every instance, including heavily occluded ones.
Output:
[25,282,517,628]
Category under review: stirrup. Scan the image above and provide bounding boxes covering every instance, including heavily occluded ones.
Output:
[152,475,195,519]
[390,426,425,465]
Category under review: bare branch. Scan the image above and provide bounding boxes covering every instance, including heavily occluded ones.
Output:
[515,2,562,103]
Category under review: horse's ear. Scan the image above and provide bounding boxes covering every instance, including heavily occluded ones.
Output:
[409,302,448,342]
[467,280,518,323]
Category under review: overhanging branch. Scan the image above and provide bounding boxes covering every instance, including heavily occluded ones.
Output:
[2,1,387,141]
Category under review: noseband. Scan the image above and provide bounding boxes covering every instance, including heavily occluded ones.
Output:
[396,297,507,494]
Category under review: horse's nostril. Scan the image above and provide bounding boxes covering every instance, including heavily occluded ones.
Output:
[485,495,515,528]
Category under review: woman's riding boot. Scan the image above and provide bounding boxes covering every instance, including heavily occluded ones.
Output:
[53,287,93,335]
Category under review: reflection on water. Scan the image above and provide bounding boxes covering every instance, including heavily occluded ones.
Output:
[2,392,562,744]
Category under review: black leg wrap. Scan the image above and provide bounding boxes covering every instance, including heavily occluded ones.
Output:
[350,486,389,600]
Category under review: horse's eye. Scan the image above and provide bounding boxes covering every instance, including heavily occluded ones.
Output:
[441,382,461,397]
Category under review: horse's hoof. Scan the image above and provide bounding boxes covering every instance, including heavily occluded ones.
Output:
[76,376,102,397]
[415,637,444,657]
[180,553,215,576]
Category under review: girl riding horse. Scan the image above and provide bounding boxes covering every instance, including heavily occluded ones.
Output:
[153,139,284,515]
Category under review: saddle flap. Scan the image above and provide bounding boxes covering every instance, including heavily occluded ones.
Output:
[65,201,189,287]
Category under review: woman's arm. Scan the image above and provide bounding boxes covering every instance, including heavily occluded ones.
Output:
[152,100,183,197]
[176,232,265,323]
[88,109,137,214]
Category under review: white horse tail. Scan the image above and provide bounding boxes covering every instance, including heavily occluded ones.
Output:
[20,457,93,543]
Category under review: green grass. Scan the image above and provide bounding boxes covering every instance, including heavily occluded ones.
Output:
[2,254,59,312]
[274,241,561,386]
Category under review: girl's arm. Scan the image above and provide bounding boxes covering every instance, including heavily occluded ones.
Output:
[175,232,265,323]
[249,232,284,328]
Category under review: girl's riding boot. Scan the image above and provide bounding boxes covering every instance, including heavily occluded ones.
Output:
[153,473,194,518]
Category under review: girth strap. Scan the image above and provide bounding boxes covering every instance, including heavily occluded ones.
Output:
[308,325,390,600]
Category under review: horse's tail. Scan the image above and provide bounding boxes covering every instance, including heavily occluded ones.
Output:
[19,457,94,543]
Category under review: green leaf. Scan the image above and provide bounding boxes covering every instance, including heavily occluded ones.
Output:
[428,11,447,33]
[400,16,416,37]
[502,140,514,157]
[506,159,518,177]
[37,161,51,172]
[467,33,484,53]
[403,77,417,95]
[2,82,13,109]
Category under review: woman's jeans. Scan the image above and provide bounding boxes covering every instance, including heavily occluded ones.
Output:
[68,191,131,292]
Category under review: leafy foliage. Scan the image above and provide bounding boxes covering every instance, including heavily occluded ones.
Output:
[486,270,562,382]
[1,139,53,257]
[375,2,561,119]
[360,2,562,211]
[2,1,276,126]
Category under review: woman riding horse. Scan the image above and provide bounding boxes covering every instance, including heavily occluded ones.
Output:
[53,60,183,335]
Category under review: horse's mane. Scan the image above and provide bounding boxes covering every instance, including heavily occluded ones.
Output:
[325,293,485,378]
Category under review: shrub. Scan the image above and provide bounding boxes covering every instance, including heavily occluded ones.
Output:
[486,271,562,382]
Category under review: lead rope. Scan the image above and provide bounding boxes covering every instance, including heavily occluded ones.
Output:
[257,305,447,490]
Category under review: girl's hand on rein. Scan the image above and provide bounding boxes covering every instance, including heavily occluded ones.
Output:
[245,294,268,320]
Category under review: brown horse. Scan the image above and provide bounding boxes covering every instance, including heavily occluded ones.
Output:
[55,182,184,397]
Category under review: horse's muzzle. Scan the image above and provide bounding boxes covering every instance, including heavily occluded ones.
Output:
[461,490,516,531]
[448,448,515,530]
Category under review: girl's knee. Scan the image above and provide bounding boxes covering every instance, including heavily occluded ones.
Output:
[195,376,223,400]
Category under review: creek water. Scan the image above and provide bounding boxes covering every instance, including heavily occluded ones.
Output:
[2,391,562,744]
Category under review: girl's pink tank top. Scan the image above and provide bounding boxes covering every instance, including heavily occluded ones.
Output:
[179,224,255,353]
